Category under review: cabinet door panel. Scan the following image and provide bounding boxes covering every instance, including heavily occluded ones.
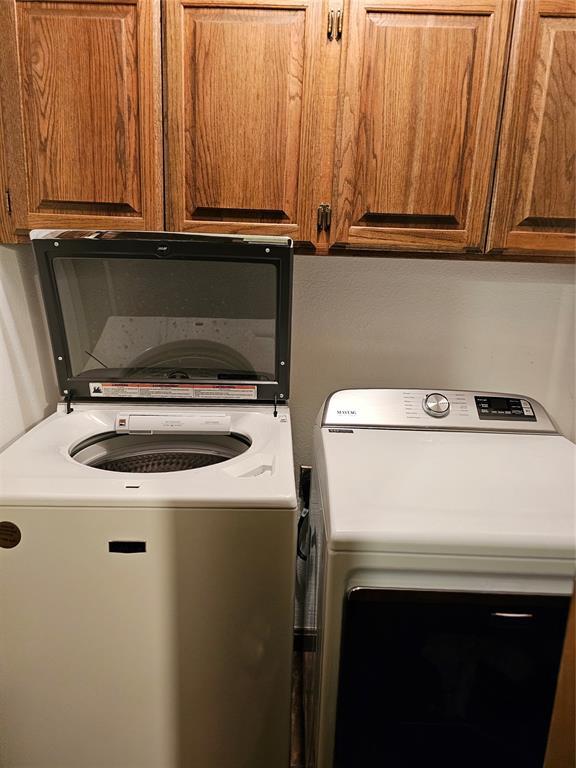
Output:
[165,0,322,241]
[332,0,513,252]
[487,1,576,255]
[3,0,162,233]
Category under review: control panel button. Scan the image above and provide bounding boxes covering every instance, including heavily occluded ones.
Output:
[423,393,450,418]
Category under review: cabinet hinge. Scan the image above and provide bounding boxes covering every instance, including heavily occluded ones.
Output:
[4,188,12,215]
[317,203,332,232]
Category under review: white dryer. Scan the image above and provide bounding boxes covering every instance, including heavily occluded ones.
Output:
[310,389,575,768]
[0,230,297,768]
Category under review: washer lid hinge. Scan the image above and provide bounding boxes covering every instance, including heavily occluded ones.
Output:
[65,389,74,414]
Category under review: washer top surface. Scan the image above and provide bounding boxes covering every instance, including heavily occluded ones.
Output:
[0,403,296,508]
[316,390,575,560]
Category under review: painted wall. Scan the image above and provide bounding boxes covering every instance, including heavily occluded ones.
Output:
[291,256,575,466]
[0,244,574,467]
[0,244,58,451]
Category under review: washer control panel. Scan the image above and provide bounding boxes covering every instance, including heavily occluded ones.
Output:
[322,389,556,433]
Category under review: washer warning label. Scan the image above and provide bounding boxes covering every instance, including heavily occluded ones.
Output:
[89,382,258,400]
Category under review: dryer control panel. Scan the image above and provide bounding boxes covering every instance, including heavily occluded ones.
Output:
[475,396,535,421]
[322,389,556,433]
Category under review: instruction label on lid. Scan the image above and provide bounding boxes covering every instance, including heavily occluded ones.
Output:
[89,382,258,399]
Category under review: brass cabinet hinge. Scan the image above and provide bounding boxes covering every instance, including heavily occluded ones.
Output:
[317,203,332,232]
[327,8,343,40]
[4,188,12,215]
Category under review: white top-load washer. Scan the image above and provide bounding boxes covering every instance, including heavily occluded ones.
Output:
[0,230,297,768]
[310,389,575,768]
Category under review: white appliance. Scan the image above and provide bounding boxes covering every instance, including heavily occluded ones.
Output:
[310,389,575,768]
[0,230,297,768]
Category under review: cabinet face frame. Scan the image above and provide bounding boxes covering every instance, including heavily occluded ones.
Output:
[0,0,164,235]
[487,0,576,256]
[330,0,514,253]
[163,0,326,244]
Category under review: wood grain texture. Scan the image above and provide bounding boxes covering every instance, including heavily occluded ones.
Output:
[164,0,324,241]
[20,2,141,212]
[331,0,514,252]
[356,14,479,220]
[188,8,304,215]
[4,0,162,232]
[487,0,576,255]
[315,242,575,262]
[0,89,15,243]
[544,593,575,768]
[0,0,30,240]
[355,1,504,8]
[298,0,342,249]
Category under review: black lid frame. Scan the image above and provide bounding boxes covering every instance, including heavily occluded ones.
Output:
[34,231,293,404]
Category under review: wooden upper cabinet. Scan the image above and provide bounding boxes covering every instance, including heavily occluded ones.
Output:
[487,0,576,255]
[1,0,572,257]
[164,0,324,242]
[330,0,514,252]
[1,0,163,235]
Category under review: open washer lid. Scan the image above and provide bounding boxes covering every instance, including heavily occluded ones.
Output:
[32,230,293,404]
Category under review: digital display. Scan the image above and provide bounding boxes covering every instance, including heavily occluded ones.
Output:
[475,396,536,421]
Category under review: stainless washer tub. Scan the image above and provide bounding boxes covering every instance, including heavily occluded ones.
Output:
[70,432,251,473]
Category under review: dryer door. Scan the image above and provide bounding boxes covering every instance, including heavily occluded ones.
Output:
[334,588,570,768]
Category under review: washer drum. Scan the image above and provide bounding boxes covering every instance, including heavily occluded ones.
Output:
[70,432,251,474]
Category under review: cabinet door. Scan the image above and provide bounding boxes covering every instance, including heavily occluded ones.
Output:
[164,0,324,243]
[331,0,513,252]
[1,0,163,235]
[0,105,15,244]
[0,0,28,243]
[487,1,576,256]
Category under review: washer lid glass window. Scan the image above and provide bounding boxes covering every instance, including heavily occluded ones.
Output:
[33,231,293,403]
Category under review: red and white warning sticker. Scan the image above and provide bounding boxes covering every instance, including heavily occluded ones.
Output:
[89,382,258,400]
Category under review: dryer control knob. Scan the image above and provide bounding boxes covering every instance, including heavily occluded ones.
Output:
[424,393,450,417]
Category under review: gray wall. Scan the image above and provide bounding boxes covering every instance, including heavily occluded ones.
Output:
[0,245,58,449]
[1,244,574,462]
[290,255,575,466]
